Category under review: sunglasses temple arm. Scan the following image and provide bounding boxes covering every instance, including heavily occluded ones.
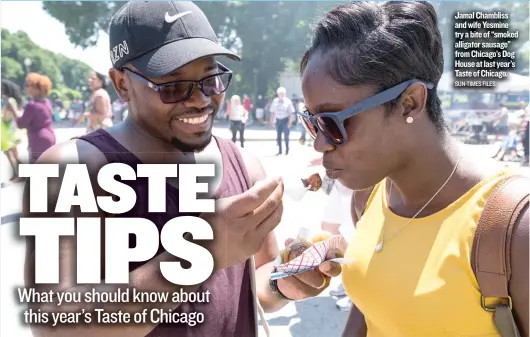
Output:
[337,79,432,120]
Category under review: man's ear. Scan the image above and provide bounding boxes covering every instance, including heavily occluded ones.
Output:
[109,68,130,102]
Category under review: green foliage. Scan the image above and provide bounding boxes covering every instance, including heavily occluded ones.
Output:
[42,1,335,100]
[1,28,91,99]
[50,87,83,109]
[432,2,529,73]
[41,1,529,98]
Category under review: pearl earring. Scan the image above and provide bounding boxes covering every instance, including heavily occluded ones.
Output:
[406,116,414,124]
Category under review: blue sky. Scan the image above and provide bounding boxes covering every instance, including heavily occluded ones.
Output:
[1,1,111,73]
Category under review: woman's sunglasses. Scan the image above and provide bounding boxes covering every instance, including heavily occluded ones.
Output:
[297,79,434,146]
[123,63,233,104]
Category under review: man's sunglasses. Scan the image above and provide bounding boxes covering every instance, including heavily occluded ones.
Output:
[123,63,233,104]
[297,79,434,146]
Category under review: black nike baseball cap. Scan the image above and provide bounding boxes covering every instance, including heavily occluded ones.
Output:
[108,1,240,78]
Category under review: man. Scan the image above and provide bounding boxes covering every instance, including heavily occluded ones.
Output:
[270,87,295,155]
[23,2,340,337]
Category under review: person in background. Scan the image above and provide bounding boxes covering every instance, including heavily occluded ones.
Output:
[228,94,248,147]
[270,87,295,155]
[299,2,528,336]
[13,72,56,163]
[521,106,529,166]
[298,98,310,145]
[243,94,253,123]
[495,125,520,162]
[81,71,113,133]
[493,104,510,139]
[1,79,24,183]
[225,99,232,121]
[255,94,267,124]
[292,94,300,127]
[112,99,127,123]
[264,98,273,125]
[70,98,86,125]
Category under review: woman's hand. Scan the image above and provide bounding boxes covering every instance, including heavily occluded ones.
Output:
[276,236,346,300]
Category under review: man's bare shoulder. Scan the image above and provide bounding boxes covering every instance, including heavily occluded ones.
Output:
[233,144,266,185]
[37,138,108,170]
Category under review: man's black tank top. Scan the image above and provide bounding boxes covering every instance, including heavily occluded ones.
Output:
[79,129,256,337]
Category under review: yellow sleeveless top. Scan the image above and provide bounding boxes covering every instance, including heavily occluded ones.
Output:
[342,169,514,337]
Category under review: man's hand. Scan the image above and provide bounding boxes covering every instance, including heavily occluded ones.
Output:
[276,238,344,300]
[201,176,284,270]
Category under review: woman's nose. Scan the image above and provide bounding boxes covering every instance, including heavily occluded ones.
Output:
[314,132,335,153]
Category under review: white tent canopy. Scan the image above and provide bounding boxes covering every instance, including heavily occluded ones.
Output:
[438,71,530,93]
[496,72,530,93]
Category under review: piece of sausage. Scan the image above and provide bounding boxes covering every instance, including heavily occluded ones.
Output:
[301,173,322,192]
[280,239,313,263]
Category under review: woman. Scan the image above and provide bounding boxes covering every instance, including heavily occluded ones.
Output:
[81,71,113,133]
[298,2,528,336]
[15,73,56,164]
[1,79,24,182]
[228,94,248,148]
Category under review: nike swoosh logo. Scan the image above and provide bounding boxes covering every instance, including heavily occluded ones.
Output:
[165,11,192,23]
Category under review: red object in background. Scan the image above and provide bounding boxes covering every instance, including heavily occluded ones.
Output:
[243,96,252,112]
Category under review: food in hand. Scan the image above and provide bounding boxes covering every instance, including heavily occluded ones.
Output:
[279,238,312,264]
[302,173,322,192]
[310,230,333,244]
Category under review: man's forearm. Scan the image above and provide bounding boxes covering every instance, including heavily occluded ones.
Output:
[255,261,290,313]
[30,251,201,337]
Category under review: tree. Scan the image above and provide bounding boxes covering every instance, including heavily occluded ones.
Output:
[1,28,92,100]
[42,1,333,99]
[42,1,529,97]
[432,2,529,72]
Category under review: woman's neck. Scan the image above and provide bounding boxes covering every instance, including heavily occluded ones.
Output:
[386,130,474,217]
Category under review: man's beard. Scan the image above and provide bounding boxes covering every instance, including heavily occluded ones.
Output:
[171,132,212,153]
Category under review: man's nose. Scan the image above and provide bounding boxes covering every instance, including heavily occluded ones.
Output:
[185,85,212,109]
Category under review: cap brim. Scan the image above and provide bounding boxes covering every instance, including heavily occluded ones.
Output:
[130,38,240,78]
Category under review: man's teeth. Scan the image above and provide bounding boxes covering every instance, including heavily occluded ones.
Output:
[178,115,209,124]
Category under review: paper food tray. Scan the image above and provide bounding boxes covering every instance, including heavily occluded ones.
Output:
[270,236,354,280]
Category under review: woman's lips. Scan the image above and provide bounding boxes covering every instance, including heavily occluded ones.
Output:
[325,168,341,179]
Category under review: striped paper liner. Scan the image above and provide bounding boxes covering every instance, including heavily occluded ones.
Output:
[270,236,354,280]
